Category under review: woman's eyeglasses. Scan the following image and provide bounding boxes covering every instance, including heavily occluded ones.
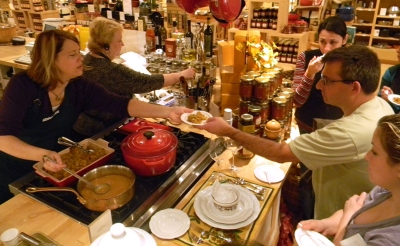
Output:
[320,75,355,86]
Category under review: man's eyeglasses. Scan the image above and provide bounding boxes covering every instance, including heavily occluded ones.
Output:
[320,75,355,86]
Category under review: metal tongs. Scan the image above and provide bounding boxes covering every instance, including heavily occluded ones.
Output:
[57,137,94,154]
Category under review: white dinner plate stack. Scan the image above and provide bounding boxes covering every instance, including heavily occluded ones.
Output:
[193,184,261,229]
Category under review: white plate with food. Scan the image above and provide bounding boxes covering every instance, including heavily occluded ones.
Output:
[181,111,212,126]
[254,165,285,184]
[295,228,334,246]
[149,208,190,239]
[388,94,400,106]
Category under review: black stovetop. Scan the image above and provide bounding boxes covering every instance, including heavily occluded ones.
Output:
[15,121,209,225]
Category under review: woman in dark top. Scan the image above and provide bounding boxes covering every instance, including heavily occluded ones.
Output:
[0,30,190,204]
[293,16,348,133]
[74,17,195,137]
[379,45,400,113]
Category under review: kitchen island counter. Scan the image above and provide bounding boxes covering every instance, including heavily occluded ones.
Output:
[0,117,293,246]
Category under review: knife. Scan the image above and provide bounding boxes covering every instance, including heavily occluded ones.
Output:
[19,232,57,246]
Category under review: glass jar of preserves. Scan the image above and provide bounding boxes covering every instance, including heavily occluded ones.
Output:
[272,8,278,19]
[261,19,268,29]
[251,18,257,28]
[278,92,291,116]
[260,73,276,99]
[238,114,255,159]
[240,75,254,101]
[282,79,293,89]
[265,69,281,93]
[266,8,272,18]
[254,101,270,124]
[268,19,273,29]
[260,8,266,18]
[239,100,251,116]
[253,76,271,103]
[232,108,240,129]
[249,105,262,129]
[281,88,294,112]
[256,19,262,28]
[271,97,287,121]
[272,19,277,30]
[253,8,260,18]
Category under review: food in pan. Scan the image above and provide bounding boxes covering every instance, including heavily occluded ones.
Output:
[187,111,209,124]
[44,143,106,180]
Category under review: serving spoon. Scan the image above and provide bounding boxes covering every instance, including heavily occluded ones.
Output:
[42,155,110,195]
[57,137,95,154]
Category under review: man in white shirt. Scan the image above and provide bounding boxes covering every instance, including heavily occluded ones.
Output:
[197,45,394,219]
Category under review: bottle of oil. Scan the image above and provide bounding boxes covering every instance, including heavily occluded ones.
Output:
[158,17,167,51]
[146,23,156,52]
[204,17,213,57]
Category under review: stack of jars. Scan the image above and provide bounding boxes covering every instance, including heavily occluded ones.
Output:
[275,38,299,64]
[250,7,279,30]
[238,67,294,141]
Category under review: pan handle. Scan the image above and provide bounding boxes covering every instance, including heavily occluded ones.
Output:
[26,187,87,204]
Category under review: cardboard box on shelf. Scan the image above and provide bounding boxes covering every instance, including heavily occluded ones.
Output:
[221,94,241,107]
[221,83,240,95]
[233,30,248,75]
[220,72,240,85]
[217,40,234,70]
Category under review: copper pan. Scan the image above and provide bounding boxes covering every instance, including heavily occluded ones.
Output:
[26,165,135,212]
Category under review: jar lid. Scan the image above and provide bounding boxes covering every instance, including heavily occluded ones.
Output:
[273,97,287,104]
[255,76,271,83]
[241,75,254,82]
[121,129,178,158]
[265,119,281,131]
[91,223,156,246]
[241,113,253,121]
[249,105,261,113]
[246,71,260,78]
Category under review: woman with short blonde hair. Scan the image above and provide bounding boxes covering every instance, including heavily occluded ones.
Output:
[75,17,196,137]
[87,17,123,55]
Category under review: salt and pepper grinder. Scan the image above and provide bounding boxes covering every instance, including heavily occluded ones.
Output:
[223,108,233,126]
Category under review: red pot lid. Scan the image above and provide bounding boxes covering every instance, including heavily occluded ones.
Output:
[121,129,178,158]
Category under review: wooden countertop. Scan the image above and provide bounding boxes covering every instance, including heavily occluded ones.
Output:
[0,121,293,246]
[0,38,33,70]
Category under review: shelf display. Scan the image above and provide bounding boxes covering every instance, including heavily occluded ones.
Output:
[352,0,400,47]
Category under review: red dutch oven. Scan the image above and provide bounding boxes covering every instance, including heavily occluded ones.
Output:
[121,129,178,176]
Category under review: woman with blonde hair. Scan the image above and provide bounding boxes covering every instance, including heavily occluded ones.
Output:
[0,29,190,204]
[74,17,195,137]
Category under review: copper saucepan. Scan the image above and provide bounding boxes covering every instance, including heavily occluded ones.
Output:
[27,165,135,211]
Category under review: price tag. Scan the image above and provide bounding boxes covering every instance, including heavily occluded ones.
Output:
[88,209,113,243]
[119,12,125,21]
[87,4,95,13]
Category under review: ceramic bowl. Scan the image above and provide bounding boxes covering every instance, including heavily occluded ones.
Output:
[211,186,240,211]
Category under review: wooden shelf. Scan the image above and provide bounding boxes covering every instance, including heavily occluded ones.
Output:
[356,7,377,11]
[351,0,399,47]
[375,24,400,29]
[372,36,400,41]
[377,15,400,19]
[352,23,373,27]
